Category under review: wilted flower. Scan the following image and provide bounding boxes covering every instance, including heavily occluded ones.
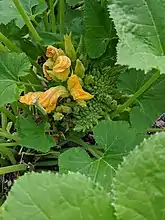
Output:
[64,33,76,62]
[75,59,85,78]
[67,74,94,106]
[52,55,71,81]
[19,86,69,113]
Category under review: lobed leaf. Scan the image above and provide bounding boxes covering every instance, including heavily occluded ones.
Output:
[59,147,114,192]
[2,172,116,220]
[112,132,165,220]
[0,0,47,28]
[108,0,165,73]
[93,120,144,165]
[118,69,165,131]
[0,52,30,107]
[84,0,115,58]
[16,116,55,153]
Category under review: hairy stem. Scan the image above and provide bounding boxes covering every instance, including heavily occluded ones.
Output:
[112,70,160,117]
[0,131,18,141]
[0,142,18,147]
[59,0,65,36]
[101,0,105,7]
[68,136,103,150]
[0,107,16,123]
[147,128,165,133]
[12,0,41,42]
[43,11,49,31]
[0,32,21,52]
[49,0,56,33]
[1,112,7,131]
[0,42,8,52]
[17,81,42,88]
[0,164,27,175]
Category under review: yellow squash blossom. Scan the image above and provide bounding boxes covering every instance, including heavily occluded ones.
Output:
[19,92,43,105]
[43,58,55,80]
[46,45,64,59]
[67,74,94,106]
[52,55,71,81]
[19,86,69,113]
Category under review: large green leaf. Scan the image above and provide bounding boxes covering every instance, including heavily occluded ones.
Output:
[108,0,165,73]
[2,172,116,220]
[0,0,47,28]
[0,20,27,41]
[118,69,165,131]
[0,52,30,106]
[59,120,144,191]
[93,120,144,166]
[16,116,55,152]
[84,0,115,58]
[113,132,165,220]
[59,147,115,191]
[65,5,84,35]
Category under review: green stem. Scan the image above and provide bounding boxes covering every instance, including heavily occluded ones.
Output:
[147,128,165,133]
[43,11,49,31]
[17,81,42,88]
[0,142,18,147]
[11,102,18,115]
[0,146,16,164]
[112,70,160,117]
[0,107,16,123]
[59,0,65,36]
[12,0,41,42]
[47,0,58,16]
[87,148,101,159]
[101,0,105,7]
[0,42,8,52]
[49,0,56,33]
[0,164,27,175]
[1,112,7,131]
[0,131,18,141]
[67,136,103,150]
[35,101,47,115]
[0,32,21,52]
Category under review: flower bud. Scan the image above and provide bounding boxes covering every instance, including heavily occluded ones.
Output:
[56,105,72,114]
[75,59,85,78]
[64,33,76,62]
[53,112,64,121]
[84,75,95,85]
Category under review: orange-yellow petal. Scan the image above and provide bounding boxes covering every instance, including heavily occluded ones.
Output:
[67,75,94,101]
[43,63,53,80]
[54,55,71,71]
[38,86,69,113]
[52,55,71,81]
[46,45,60,58]
[19,92,43,105]
[53,68,70,82]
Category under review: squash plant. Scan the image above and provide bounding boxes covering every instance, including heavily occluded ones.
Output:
[0,0,165,218]
[1,131,165,220]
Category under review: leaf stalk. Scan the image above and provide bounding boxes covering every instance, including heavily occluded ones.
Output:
[12,0,41,42]
[112,70,160,117]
